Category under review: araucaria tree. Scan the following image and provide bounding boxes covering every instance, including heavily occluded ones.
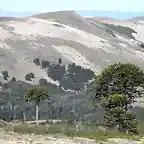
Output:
[92,63,144,99]
[25,87,49,124]
[91,63,144,133]
[101,94,138,133]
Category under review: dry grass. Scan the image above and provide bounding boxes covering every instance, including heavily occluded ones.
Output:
[2,121,142,142]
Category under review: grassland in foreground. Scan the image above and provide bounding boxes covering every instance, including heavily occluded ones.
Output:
[2,120,144,143]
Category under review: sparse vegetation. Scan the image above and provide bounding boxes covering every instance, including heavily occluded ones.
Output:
[3,122,142,142]
[0,61,144,143]
[1,11,144,143]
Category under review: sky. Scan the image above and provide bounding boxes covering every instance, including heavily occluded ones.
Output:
[0,0,144,19]
[0,0,144,12]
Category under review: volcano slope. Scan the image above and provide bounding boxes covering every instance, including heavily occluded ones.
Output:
[0,11,144,82]
[0,11,144,120]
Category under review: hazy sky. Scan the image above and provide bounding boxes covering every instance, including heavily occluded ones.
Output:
[0,0,144,12]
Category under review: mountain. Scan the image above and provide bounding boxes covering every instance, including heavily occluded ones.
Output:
[128,16,144,21]
[0,11,144,120]
[76,10,144,19]
[0,11,144,83]
[1,10,144,20]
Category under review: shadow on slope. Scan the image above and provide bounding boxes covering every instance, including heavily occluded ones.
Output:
[103,23,137,39]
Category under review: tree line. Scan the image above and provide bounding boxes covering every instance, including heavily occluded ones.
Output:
[1,61,144,134]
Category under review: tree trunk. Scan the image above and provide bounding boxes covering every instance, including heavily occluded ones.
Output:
[23,113,26,121]
[36,105,39,125]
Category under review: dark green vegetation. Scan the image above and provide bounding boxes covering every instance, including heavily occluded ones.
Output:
[92,63,144,99]
[33,58,95,91]
[0,79,97,122]
[140,43,144,48]
[101,94,138,134]
[91,63,144,134]
[0,58,95,121]
[25,87,49,124]
[0,58,144,136]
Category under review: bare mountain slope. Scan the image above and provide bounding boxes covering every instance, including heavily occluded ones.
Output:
[128,16,144,21]
[0,11,144,85]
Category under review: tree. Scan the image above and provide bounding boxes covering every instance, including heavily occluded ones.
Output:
[25,87,49,124]
[101,94,138,134]
[2,71,9,81]
[91,63,144,100]
[10,77,16,82]
[39,78,48,86]
[90,63,144,134]
[41,60,50,69]
[2,83,8,90]
[25,73,35,81]
[29,72,35,78]
[58,58,62,64]
[25,74,31,81]
[1,71,14,121]
[33,58,40,66]
[140,43,144,48]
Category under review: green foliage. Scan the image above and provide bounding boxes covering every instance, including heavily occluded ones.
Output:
[25,73,35,81]
[58,58,62,64]
[104,108,138,134]
[25,74,31,81]
[29,72,35,78]
[32,58,95,91]
[2,71,9,80]
[102,94,138,134]
[10,77,16,82]
[91,63,143,134]
[47,62,94,91]
[33,58,40,66]
[120,110,138,133]
[25,87,49,105]
[92,63,144,99]
[41,60,50,69]
[39,78,48,86]
[101,94,129,110]
[2,83,8,89]
[140,43,144,48]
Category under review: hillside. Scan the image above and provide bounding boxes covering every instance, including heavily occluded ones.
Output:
[0,11,144,82]
[0,11,144,120]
